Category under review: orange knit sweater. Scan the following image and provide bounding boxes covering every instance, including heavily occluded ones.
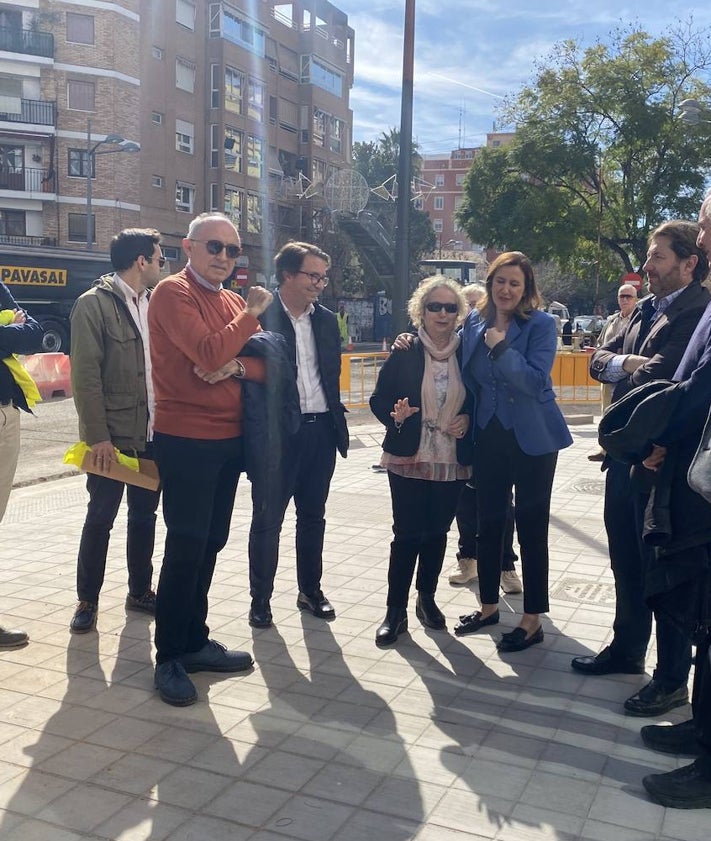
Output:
[148,268,264,439]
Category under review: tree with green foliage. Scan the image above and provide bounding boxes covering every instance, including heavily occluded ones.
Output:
[457,20,711,295]
[352,128,436,294]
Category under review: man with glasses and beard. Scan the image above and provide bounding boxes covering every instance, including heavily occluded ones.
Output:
[247,241,349,629]
[148,212,272,706]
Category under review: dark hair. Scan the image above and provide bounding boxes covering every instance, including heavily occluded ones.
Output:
[110,228,161,272]
[650,220,709,284]
[274,241,330,285]
[478,251,541,322]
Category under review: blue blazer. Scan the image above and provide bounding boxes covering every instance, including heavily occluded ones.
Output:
[461,308,573,456]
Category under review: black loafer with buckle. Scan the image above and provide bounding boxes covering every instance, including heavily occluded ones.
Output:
[454,609,499,636]
[497,625,544,652]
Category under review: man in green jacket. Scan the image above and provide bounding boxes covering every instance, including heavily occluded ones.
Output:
[69,228,164,633]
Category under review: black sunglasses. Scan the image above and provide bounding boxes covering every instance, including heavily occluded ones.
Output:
[190,239,241,259]
[425,302,458,314]
[146,255,166,268]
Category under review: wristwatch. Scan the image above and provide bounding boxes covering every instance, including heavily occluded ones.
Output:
[232,359,246,379]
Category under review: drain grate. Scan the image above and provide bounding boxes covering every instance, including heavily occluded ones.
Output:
[572,480,606,495]
[551,578,616,604]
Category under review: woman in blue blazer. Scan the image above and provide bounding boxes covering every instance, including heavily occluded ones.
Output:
[455,252,572,651]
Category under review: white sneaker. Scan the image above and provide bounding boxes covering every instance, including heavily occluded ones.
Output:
[500,569,523,594]
[449,558,478,585]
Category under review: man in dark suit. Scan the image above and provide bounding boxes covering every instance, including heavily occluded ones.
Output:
[248,242,349,628]
[572,220,710,717]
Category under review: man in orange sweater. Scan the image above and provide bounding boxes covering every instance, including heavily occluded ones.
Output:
[148,212,272,706]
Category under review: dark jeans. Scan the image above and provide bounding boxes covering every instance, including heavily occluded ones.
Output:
[153,432,244,664]
[606,461,692,685]
[249,414,337,600]
[386,471,463,607]
[455,480,517,569]
[475,418,557,614]
[76,444,159,603]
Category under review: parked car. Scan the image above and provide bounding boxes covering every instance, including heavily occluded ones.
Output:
[569,315,606,345]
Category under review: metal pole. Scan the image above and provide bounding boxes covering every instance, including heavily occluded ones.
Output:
[392,0,416,336]
[86,119,93,251]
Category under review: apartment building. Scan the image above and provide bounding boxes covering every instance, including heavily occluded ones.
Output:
[0,0,354,283]
[420,132,514,256]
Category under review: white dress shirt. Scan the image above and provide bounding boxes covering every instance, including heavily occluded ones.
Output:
[279,296,328,413]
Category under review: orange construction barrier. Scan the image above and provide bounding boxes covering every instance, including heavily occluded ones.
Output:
[20,353,72,400]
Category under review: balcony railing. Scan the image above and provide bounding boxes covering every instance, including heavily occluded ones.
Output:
[0,98,55,126]
[0,234,57,247]
[0,25,54,58]
[0,167,55,193]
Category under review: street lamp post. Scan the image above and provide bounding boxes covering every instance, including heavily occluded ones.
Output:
[85,119,140,251]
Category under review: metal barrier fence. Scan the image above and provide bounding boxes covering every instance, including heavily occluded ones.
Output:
[340,350,600,408]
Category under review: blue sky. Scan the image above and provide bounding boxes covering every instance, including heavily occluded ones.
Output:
[335,1,711,156]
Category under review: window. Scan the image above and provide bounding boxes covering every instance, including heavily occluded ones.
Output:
[224,66,243,114]
[279,99,298,131]
[413,197,423,211]
[300,55,343,97]
[151,111,163,125]
[67,80,95,111]
[246,135,263,178]
[455,173,465,186]
[152,175,163,188]
[176,0,196,29]
[175,119,194,154]
[152,46,164,60]
[211,5,266,56]
[434,174,445,187]
[68,148,94,178]
[433,219,443,233]
[0,209,25,237]
[176,57,196,93]
[175,181,195,213]
[329,117,345,154]
[162,246,179,261]
[247,78,265,122]
[246,193,262,233]
[68,212,95,243]
[312,108,327,147]
[224,127,243,172]
[224,187,242,225]
[66,12,94,45]
[312,158,327,184]
[434,196,444,210]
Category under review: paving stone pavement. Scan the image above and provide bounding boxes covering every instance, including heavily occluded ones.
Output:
[0,416,707,841]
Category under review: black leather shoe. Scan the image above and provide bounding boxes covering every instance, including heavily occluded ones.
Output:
[643,757,711,808]
[375,608,408,647]
[249,599,273,628]
[454,609,499,637]
[125,590,156,615]
[297,590,336,619]
[70,601,97,634]
[641,719,699,756]
[415,593,446,629]
[624,679,689,717]
[155,660,197,706]
[0,625,29,649]
[497,625,544,652]
[571,644,645,676]
[180,640,253,673]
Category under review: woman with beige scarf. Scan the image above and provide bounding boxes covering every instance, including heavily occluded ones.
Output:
[370,277,472,646]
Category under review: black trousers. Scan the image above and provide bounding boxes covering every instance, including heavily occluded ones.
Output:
[475,418,557,614]
[249,414,337,600]
[153,432,243,664]
[76,444,159,603]
[386,471,463,607]
[694,629,711,761]
[455,480,517,569]
[606,461,692,686]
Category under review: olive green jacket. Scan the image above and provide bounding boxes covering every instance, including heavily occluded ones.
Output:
[70,274,150,451]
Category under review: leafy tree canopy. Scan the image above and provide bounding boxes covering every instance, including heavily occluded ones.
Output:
[457,20,711,287]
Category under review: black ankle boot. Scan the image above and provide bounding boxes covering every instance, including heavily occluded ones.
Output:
[375,607,408,647]
[415,593,446,629]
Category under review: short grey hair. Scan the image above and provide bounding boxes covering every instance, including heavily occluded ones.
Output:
[186,212,238,240]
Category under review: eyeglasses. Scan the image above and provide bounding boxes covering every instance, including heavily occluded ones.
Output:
[425,302,459,314]
[296,270,329,286]
[145,255,166,268]
[190,239,242,259]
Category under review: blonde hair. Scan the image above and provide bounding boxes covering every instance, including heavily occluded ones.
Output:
[407,275,468,328]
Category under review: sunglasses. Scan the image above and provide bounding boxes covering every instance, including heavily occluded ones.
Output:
[190,239,241,259]
[146,255,166,268]
[425,302,459,314]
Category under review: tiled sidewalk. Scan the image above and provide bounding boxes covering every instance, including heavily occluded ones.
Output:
[0,419,707,841]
